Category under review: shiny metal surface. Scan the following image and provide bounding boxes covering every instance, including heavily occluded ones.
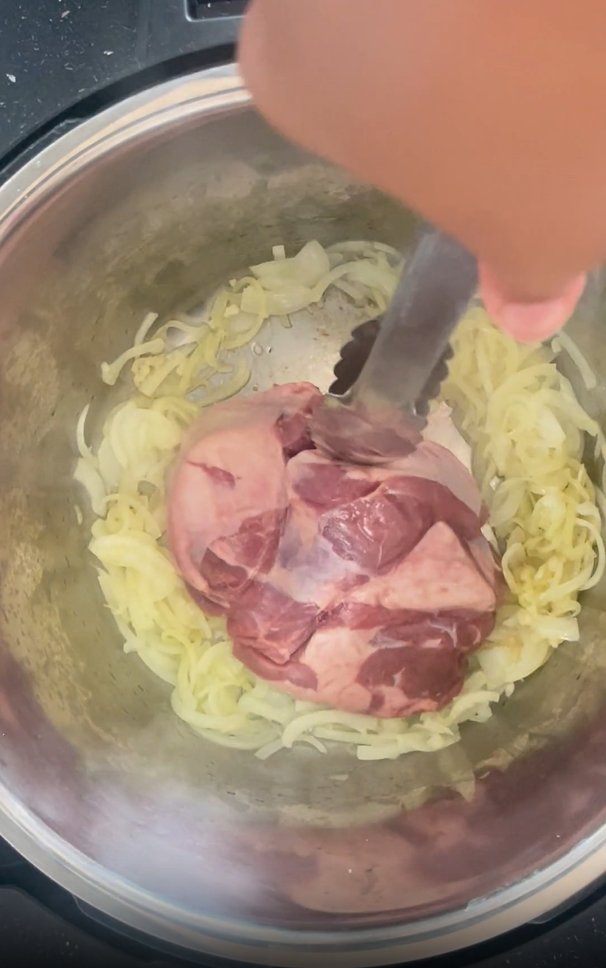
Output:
[2,65,606,966]
[312,230,477,462]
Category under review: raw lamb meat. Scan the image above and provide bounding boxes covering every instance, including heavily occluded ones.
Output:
[167,382,498,717]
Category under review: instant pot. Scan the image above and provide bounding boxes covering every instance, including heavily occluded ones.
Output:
[3,3,606,967]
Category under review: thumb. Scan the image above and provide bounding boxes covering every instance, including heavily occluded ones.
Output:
[478,263,586,344]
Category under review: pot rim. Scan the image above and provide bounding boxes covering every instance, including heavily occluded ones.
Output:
[0,62,605,966]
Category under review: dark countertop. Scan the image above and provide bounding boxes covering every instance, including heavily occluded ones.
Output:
[0,0,244,164]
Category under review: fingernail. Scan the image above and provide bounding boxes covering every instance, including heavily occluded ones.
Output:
[497,296,578,343]
[479,265,586,344]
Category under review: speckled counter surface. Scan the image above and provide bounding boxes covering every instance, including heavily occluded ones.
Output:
[0,0,243,163]
[0,2,605,966]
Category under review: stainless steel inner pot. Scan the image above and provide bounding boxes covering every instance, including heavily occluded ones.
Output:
[3,65,606,967]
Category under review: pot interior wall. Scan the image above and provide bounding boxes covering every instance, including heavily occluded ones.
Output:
[2,103,606,935]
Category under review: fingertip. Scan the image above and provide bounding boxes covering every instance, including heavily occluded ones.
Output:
[478,263,586,343]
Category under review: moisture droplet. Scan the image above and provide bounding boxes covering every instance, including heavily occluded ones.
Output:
[252,343,264,356]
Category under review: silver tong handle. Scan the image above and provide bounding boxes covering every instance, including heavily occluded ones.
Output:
[346,229,477,419]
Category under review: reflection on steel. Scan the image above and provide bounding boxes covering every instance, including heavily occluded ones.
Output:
[2,64,606,966]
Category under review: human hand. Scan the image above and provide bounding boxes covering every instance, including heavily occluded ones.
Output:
[240,0,606,342]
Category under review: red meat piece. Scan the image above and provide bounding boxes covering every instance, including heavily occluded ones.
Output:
[167,383,498,717]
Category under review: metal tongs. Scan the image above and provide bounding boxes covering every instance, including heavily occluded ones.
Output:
[310,228,478,464]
